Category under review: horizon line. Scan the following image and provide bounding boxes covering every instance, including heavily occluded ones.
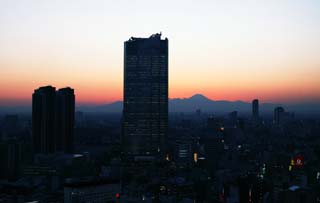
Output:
[1,93,319,107]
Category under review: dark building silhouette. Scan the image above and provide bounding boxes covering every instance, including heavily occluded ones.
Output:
[122,33,168,155]
[274,106,285,125]
[32,86,56,154]
[252,99,259,122]
[1,114,20,137]
[2,114,19,130]
[64,178,121,203]
[56,87,75,153]
[32,86,75,154]
[0,141,33,180]
[174,134,194,168]
[274,106,294,125]
[228,111,238,125]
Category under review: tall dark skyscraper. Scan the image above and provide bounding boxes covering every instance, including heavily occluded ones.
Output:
[32,86,56,154]
[252,99,259,121]
[32,86,75,154]
[122,33,168,155]
[56,87,75,153]
[274,106,285,125]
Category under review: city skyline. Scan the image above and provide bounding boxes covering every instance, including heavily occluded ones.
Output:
[1,0,320,105]
[2,1,320,202]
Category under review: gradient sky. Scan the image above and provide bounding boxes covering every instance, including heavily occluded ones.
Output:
[0,0,320,105]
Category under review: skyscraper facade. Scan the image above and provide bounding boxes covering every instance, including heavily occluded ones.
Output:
[122,33,168,155]
[56,87,75,153]
[32,86,56,154]
[252,99,259,122]
[32,86,75,154]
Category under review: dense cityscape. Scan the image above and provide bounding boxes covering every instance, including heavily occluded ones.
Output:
[0,33,320,203]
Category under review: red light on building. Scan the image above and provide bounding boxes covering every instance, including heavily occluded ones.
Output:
[294,155,304,168]
[115,193,120,199]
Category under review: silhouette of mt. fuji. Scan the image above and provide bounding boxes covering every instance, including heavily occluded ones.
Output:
[169,94,249,113]
[75,94,320,115]
[189,94,211,101]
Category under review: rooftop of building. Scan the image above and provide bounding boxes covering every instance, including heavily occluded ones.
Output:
[127,33,167,42]
[64,177,120,188]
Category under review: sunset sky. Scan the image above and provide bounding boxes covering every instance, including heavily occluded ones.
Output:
[0,0,320,105]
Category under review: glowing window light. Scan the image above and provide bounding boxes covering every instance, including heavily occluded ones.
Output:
[194,152,198,163]
[290,159,295,166]
[166,154,170,161]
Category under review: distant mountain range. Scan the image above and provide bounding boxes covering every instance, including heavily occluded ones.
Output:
[1,94,319,115]
[77,94,320,115]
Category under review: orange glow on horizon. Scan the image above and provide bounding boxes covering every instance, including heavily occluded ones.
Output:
[0,0,320,106]
[1,83,319,106]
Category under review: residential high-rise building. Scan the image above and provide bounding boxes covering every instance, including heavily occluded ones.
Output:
[32,86,75,154]
[274,106,285,125]
[122,33,168,155]
[252,99,259,122]
[175,134,194,168]
[56,87,75,153]
[32,86,56,154]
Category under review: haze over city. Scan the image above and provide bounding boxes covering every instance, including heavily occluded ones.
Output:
[1,0,320,105]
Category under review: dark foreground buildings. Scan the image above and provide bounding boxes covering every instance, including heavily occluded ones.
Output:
[122,33,168,156]
[32,86,75,154]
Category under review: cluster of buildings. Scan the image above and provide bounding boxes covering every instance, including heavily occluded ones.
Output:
[32,86,75,154]
[0,33,320,202]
